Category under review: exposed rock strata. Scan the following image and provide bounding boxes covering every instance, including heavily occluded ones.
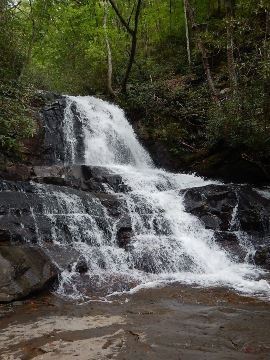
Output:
[0,165,132,302]
[182,184,270,263]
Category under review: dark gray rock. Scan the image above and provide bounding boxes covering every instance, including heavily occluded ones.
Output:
[0,246,58,302]
[214,231,246,261]
[182,184,270,263]
[117,227,133,251]
[182,184,270,238]
[0,176,125,246]
[32,165,129,193]
[81,166,130,193]
[0,174,132,298]
[254,246,270,270]
[182,185,238,231]
[38,96,67,165]
[75,259,89,274]
[37,96,85,165]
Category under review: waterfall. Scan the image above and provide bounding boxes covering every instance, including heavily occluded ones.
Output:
[64,95,153,167]
[35,96,270,300]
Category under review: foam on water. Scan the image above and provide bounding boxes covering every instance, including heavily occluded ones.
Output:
[48,96,270,300]
[67,95,153,168]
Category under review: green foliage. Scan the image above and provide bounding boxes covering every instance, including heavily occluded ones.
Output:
[1,0,270,165]
[207,88,269,151]
[0,81,35,158]
[123,79,209,157]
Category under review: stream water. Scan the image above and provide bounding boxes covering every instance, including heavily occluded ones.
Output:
[34,96,270,300]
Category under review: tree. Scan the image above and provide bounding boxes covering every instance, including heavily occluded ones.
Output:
[103,0,115,97]
[108,0,142,94]
[225,0,237,91]
[18,0,36,82]
[186,0,219,100]
[183,0,191,66]
[263,5,270,128]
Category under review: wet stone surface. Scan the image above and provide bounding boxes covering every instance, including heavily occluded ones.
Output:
[182,184,270,262]
[0,286,270,360]
[0,169,132,302]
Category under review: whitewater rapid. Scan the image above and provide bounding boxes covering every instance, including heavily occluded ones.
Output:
[54,95,270,300]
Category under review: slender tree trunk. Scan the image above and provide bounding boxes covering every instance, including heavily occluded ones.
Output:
[226,0,237,91]
[199,41,218,98]
[103,0,115,97]
[18,0,35,82]
[169,0,172,34]
[122,0,141,93]
[226,22,237,90]
[108,0,142,94]
[183,0,191,66]
[217,0,221,17]
[263,9,270,129]
[186,0,219,100]
[264,80,270,129]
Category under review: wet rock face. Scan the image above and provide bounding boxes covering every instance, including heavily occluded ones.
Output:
[0,246,57,302]
[183,185,238,231]
[38,96,67,165]
[117,227,133,251]
[0,167,132,301]
[182,184,270,260]
[254,246,270,270]
[38,95,85,165]
[0,174,128,246]
[33,165,129,193]
[183,184,270,236]
[74,259,89,274]
[213,232,246,261]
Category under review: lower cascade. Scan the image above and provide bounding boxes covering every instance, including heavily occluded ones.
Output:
[1,95,270,301]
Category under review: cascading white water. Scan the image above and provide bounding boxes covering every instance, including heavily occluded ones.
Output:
[66,95,153,168]
[49,96,270,299]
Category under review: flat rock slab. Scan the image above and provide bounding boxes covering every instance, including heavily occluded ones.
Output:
[0,286,270,360]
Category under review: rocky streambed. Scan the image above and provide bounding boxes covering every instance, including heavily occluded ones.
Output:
[1,286,270,359]
[1,93,270,359]
[1,162,270,302]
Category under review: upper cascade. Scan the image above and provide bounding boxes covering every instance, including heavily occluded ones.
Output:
[64,96,153,168]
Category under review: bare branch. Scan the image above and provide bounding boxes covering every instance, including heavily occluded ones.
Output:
[108,0,133,35]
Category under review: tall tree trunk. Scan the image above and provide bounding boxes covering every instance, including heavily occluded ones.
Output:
[108,0,142,94]
[186,0,219,100]
[18,0,35,82]
[226,0,237,91]
[198,40,219,99]
[264,80,270,130]
[169,0,172,34]
[103,0,115,97]
[183,0,191,66]
[217,0,221,17]
[122,0,141,93]
[263,9,270,129]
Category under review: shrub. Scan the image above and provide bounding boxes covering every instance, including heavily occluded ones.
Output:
[207,87,270,152]
[0,81,36,159]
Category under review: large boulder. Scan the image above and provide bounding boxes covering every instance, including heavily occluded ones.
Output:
[182,184,270,236]
[0,246,58,302]
[254,246,270,270]
[183,185,238,231]
[182,184,270,261]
